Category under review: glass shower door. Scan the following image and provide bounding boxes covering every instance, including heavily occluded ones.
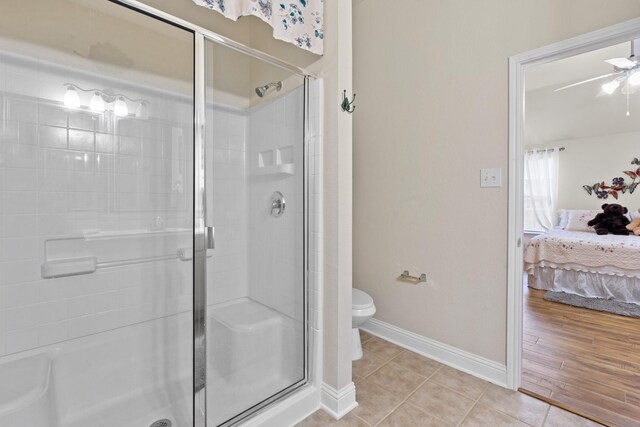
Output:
[204,39,308,426]
[0,1,196,426]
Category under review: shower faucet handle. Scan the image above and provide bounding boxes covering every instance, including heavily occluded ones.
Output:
[270,191,286,218]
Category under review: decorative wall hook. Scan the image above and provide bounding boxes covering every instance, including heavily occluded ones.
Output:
[341,90,356,113]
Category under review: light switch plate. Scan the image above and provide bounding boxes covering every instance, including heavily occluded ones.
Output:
[481,168,502,188]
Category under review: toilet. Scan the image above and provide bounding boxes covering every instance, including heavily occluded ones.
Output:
[352,288,376,360]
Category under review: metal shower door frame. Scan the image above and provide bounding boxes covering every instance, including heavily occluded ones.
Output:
[106,2,315,426]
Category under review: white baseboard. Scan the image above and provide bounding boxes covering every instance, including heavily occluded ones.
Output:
[362,318,508,387]
[320,382,358,419]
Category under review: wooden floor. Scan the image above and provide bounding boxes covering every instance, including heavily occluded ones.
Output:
[522,285,640,427]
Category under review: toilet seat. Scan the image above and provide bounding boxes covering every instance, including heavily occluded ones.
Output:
[352,288,373,309]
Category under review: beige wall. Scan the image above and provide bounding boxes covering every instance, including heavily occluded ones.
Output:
[353,0,640,364]
[0,0,194,86]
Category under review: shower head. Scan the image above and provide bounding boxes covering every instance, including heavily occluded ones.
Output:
[255,81,283,97]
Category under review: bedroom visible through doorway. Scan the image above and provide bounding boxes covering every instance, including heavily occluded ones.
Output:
[518,36,640,426]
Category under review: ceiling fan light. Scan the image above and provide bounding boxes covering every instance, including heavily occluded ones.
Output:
[605,57,637,69]
[628,71,640,86]
[602,79,620,95]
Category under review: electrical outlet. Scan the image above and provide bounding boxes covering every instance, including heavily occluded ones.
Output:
[481,168,502,188]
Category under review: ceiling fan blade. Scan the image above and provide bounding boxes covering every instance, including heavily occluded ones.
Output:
[553,73,617,92]
[605,57,637,69]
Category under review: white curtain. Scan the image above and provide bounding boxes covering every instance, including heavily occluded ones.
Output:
[524,149,559,232]
[192,0,324,55]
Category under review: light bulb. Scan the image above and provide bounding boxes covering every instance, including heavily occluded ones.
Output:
[602,79,620,95]
[114,96,128,116]
[628,71,640,86]
[89,91,105,112]
[63,86,80,108]
[135,101,148,119]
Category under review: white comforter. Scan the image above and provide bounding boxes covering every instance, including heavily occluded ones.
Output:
[524,230,640,279]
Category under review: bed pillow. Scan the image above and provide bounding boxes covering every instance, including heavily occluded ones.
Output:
[555,209,569,229]
[565,210,599,232]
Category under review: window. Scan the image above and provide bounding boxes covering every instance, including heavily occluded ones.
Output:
[523,148,559,232]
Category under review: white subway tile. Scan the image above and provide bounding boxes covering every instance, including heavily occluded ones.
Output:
[4,167,38,191]
[64,315,96,339]
[66,295,94,319]
[96,133,115,153]
[4,143,38,168]
[0,237,37,262]
[3,260,40,285]
[38,192,69,213]
[93,291,120,313]
[38,321,68,346]
[38,300,68,324]
[7,99,38,124]
[94,310,119,333]
[38,104,67,127]
[6,304,41,330]
[68,111,95,131]
[5,282,39,307]
[5,327,38,354]
[68,152,94,172]
[0,309,6,333]
[38,125,67,149]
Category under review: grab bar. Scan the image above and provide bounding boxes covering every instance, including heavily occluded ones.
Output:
[41,247,212,278]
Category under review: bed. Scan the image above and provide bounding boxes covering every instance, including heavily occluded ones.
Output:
[524,227,640,305]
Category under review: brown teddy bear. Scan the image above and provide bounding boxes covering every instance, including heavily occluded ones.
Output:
[626,209,640,236]
[587,203,631,235]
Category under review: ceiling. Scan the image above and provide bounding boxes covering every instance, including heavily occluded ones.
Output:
[525,41,640,145]
[526,42,629,91]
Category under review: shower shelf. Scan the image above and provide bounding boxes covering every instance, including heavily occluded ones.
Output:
[256,147,294,177]
[254,163,295,177]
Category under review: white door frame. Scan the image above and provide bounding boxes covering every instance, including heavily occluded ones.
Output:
[506,17,640,390]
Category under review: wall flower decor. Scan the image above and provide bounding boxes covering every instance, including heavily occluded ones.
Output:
[192,0,324,55]
[582,158,640,199]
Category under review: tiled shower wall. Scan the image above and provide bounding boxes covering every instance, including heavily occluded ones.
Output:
[247,87,305,321]
[0,50,323,363]
[206,104,248,306]
[0,53,194,357]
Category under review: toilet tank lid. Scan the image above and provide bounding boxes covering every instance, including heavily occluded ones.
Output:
[352,288,373,309]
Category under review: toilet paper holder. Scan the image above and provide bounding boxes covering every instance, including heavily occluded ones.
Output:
[398,270,427,284]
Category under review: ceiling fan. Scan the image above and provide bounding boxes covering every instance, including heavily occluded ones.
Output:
[554,39,640,96]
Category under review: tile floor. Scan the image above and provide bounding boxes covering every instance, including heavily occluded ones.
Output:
[297,331,601,427]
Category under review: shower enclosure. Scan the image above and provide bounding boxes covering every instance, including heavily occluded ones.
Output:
[0,1,315,426]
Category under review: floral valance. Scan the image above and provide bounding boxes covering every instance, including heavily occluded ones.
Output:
[192,0,324,55]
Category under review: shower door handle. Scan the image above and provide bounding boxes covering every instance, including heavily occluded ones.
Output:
[206,226,215,250]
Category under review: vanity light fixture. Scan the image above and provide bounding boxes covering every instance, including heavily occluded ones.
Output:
[89,91,105,112]
[63,85,81,108]
[62,84,148,118]
[114,96,129,117]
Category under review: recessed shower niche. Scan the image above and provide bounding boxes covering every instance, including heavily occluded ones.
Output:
[257,146,295,176]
